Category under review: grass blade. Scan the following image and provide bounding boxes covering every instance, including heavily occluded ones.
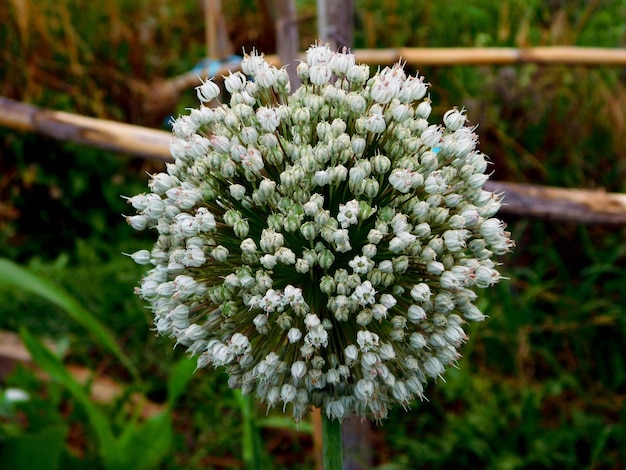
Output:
[237,391,265,470]
[0,258,139,381]
[19,328,119,466]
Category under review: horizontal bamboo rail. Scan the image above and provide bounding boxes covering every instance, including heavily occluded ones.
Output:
[349,46,626,66]
[2,96,626,225]
[152,46,626,104]
[0,97,172,161]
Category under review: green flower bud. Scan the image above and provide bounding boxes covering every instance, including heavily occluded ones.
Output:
[319,249,336,269]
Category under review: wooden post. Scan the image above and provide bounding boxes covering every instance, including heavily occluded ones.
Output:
[316,0,353,50]
[274,0,300,90]
[205,0,217,59]
[203,0,233,60]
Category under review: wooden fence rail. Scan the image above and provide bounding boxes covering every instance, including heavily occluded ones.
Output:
[154,46,626,103]
[2,96,626,224]
[348,46,626,66]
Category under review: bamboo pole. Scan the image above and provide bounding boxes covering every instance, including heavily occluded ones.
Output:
[147,46,626,105]
[2,96,626,225]
[347,46,626,66]
[0,97,173,161]
[484,181,626,225]
[262,46,626,68]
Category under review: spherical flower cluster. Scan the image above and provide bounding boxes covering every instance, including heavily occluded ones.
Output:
[126,43,513,422]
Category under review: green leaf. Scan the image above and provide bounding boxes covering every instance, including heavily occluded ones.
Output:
[0,258,139,381]
[19,328,120,467]
[116,412,173,470]
[0,425,68,470]
[167,356,197,408]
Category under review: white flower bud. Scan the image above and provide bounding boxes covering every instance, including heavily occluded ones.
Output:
[354,379,375,401]
[288,327,303,344]
[410,283,431,302]
[392,256,409,273]
[295,258,310,273]
[211,245,229,262]
[126,249,152,265]
[224,71,246,93]
[357,330,380,352]
[233,219,250,238]
[257,106,281,132]
[330,165,348,183]
[331,51,355,76]
[468,173,489,189]
[392,104,412,122]
[379,293,397,310]
[480,218,504,239]
[367,229,384,245]
[255,66,278,88]
[318,249,335,269]
[240,238,257,254]
[407,305,426,323]
[424,356,445,378]
[240,126,259,145]
[421,125,442,148]
[416,99,432,119]
[313,170,331,186]
[310,64,332,86]
[229,184,246,200]
[299,221,317,241]
[296,61,310,79]
[363,113,386,134]
[276,247,296,264]
[443,108,466,131]
[173,275,198,299]
[346,64,370,84]
[344,344,359,364]
[196,79,220,103]
[443,229,469,252]
[291,360,307,379]
[126,214,148,231]
[280,384,297,405]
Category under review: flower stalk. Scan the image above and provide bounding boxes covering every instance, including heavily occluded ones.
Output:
[322,413,343,470]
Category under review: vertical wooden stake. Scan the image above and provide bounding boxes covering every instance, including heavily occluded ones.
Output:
[203,0,233,61]
[316,0,354,50]
[312,406,324,470]
[204,0,217,59]
[275,0,301,90]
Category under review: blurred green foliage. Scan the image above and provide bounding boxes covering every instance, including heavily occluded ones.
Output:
[1,0,625,468]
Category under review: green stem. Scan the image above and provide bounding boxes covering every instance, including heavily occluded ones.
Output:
[238,391,263,470]
[322,413,343,470]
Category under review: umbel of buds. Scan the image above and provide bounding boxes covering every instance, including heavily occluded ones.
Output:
[126,43,513,423]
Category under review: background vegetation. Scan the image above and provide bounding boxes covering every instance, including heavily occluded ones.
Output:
[1,0,625,468]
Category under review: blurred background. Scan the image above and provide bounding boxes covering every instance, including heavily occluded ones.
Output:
[1,0,625,469]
